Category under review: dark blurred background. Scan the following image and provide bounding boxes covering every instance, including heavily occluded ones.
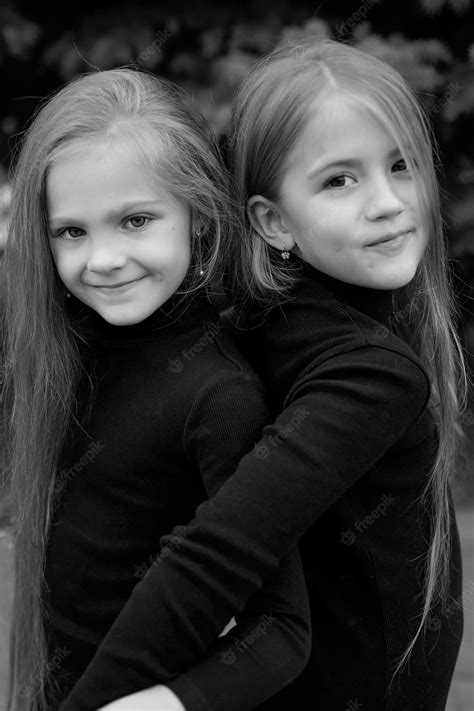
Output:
[0,0,473,708]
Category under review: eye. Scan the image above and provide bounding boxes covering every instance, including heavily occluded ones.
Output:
[392,158,408,173]
[125,215,151,230]
[56,227,85,240]
[324,174,356,189]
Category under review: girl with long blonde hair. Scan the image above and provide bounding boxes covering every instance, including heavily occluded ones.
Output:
[225,37,468,707]
[2,67,311,711]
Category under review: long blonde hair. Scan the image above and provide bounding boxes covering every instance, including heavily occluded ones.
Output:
[228,38,468,676]
[3,67,234,711]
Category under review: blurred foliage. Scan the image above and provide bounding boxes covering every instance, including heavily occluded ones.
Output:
[0,0,473,361]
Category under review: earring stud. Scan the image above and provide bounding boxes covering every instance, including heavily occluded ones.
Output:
[281,250,290,260]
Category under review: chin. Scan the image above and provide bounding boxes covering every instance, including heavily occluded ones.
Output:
[376,269,418,291]
[95,307,150,326]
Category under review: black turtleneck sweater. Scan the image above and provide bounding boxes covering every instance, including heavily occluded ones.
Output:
[45,294,311,711]
[61,263,463,711]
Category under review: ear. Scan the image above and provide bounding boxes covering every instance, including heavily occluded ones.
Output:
[247,195,296,252]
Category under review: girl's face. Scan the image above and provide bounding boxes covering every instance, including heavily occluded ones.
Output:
[47,140,191,326]
[273,96,427,290]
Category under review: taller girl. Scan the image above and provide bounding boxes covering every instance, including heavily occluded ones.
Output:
[227,38,468,707]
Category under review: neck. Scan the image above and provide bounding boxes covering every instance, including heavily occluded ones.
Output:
[293,256,405,325]
[66,290,215,348]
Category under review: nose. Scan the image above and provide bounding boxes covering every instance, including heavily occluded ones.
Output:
[86,234,127,273]
[365,175,404,221]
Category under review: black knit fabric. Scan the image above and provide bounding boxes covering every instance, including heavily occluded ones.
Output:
[59,261,463,710]
[44,293,311,711]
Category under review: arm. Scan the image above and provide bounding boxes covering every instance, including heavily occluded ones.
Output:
[61,369,311,711]
[98,549,308,711]
[62,345,429,709]
[163,546,310,711]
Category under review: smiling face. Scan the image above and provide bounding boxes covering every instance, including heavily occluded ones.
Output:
[47,140,191,325]
[271,96,427,290]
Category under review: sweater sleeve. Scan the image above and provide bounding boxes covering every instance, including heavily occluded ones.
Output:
[60,369,311,711]
[61,344,429,710]
[166,547,310,711]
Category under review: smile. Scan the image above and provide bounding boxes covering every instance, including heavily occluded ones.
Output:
[89,276,147,294]
[366,229,414,250]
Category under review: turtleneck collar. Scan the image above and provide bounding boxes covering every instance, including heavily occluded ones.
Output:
[292,255,403,326]
[66,290,217,349]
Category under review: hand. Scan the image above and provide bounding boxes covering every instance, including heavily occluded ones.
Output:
[219,616,237,637]
[98,684,186,711]
[97,618,236,709]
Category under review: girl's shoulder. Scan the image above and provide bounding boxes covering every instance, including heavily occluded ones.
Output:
[281,273,423,358]
[163,304,266,402]
[177,318,270,449]
[235,275,431,405]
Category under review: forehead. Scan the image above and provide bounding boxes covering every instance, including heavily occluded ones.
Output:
[46,138,169,215]
[285,94,412,179]
[294,95,399,162]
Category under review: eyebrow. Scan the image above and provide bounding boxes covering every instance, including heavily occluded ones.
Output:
[307,148,403,180]
[48,200,164,226]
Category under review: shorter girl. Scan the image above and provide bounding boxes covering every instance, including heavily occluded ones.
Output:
[58,40,468,711]
[3,68,311,711]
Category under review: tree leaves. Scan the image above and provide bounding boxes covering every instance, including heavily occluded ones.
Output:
[0,0,473,263]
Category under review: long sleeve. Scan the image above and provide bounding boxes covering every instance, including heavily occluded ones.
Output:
[61,344,429,710]
[60,369,311,711]
[166,548,310,711]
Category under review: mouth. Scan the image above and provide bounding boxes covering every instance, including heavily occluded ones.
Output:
[87,276,147,291]
[366,228,415,247]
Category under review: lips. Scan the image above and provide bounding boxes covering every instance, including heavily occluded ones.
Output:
[366,228,414,247]
[87,276,145,289]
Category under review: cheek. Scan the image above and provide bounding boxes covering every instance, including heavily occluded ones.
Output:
[301,200,348,244]
[403,184,422,213]
[49,244,78,284]
[49,242,64,275]
[171,232,192,268]
[150,238,190,274]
